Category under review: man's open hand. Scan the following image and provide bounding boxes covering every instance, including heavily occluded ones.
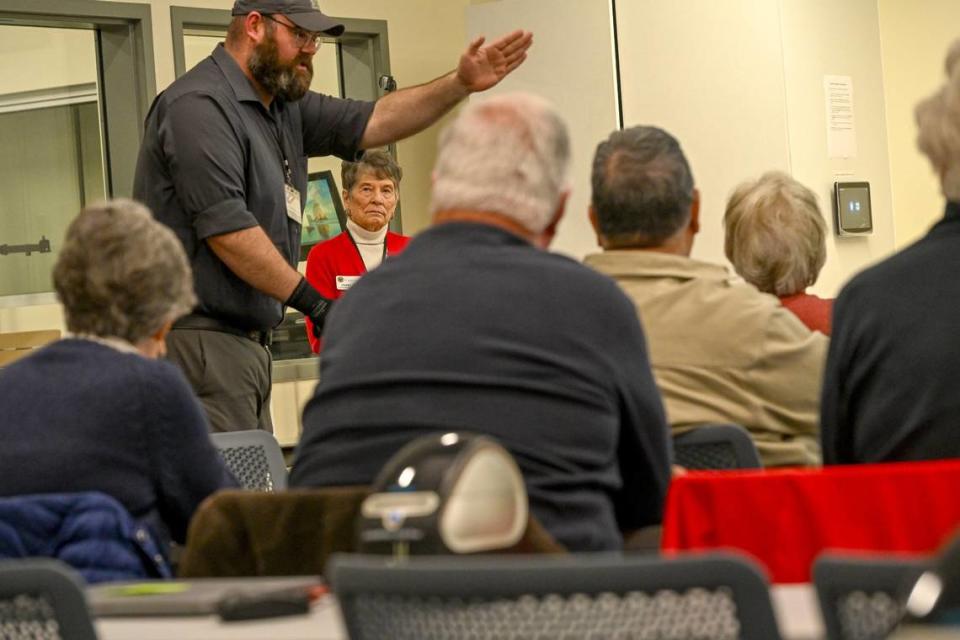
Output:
[456,30,533,93]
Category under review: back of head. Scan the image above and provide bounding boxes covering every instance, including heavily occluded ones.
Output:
[430,92,570,234]
[916,38,960,201]
[724,171,826,296]
[591,126,694,247]
[54,199,196,344]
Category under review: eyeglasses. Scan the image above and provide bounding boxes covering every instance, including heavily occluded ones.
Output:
[263,14,322,50]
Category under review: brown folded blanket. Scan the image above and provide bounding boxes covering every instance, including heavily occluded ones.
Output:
[178,487,565,578]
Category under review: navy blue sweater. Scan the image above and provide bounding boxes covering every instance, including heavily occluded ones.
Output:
[291,223,672,552]
[0,339,236,547]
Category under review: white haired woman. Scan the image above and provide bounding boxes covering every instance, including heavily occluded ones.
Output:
[0,199,236,559]
[303,149,410,353]
[724,171,832,334]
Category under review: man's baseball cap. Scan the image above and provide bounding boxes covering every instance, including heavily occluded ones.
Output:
[232,0,345,36]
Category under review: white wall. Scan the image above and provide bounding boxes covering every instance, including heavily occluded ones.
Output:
[467,0,619,259]
[615,0,792,269]
[878,0,960,248]
[0,26,97,95]
[614,0,898,296]
[779,0,895,296]
[473,0,899,298]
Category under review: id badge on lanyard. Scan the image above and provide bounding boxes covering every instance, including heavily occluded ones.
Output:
[285,183,302,224]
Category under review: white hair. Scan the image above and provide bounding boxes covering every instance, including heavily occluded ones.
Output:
[429,92,570,233]
[916,39,960,201]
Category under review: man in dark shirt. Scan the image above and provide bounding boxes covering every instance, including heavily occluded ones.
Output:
[133,0,532,432]
[290,93,672,552]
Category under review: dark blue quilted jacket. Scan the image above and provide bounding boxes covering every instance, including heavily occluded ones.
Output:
[0,492,172,583]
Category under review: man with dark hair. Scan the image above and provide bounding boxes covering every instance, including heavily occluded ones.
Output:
[584,126,827,467]
[133,0,531,431]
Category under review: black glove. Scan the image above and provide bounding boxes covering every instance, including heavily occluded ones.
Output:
[285,277,332,339]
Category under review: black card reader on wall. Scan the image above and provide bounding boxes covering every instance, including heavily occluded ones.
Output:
[834,181,873,236]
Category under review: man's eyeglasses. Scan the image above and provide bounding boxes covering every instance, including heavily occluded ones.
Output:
[263,14,322,50]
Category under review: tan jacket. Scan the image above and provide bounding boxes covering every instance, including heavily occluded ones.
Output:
[584,251,828,467]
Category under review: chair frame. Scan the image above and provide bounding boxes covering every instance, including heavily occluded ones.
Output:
[329,552,782,640]
[0,558,98,640]
[210,429,288,491]
[813,553,931,640]
[673,423,762,469]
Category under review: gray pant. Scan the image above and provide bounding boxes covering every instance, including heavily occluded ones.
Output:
[165,328,273,433]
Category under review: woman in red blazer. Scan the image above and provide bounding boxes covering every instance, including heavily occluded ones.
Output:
[304,150,410,352]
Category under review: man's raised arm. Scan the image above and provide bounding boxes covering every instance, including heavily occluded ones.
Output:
[360,30,533,149]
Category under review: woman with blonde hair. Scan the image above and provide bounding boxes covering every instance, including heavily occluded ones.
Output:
[724,171,832,334]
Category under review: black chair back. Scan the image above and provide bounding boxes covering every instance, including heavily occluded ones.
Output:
[210,429,288,491]
[673,423,762,470]
[814,553,931,640]
[0,559,98,640]
[330,552,781,640]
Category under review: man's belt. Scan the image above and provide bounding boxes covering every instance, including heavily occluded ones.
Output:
[173,314,272,346]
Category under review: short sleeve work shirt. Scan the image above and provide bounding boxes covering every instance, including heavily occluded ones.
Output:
[133,44,375,331]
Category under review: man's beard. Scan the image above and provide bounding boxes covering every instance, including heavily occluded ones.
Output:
[248,33,313,102]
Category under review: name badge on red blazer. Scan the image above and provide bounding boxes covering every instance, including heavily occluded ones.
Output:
[336,275,360,291]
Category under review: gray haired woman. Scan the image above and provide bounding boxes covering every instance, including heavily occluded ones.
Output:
[724,171,833,334]
[0,199,235,561]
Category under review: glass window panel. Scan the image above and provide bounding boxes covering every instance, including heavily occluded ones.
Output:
[183,33,224,71]
[305,40,347,184]
[0,25,106,298]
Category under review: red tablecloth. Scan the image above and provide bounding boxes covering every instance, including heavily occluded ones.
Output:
[661,460,960,583]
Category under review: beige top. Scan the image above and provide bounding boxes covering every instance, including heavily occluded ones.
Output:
[584,250,828,467]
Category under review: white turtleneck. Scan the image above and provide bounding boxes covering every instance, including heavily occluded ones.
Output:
[346,218,389,271]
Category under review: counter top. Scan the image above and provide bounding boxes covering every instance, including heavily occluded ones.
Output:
[272,356,320,383]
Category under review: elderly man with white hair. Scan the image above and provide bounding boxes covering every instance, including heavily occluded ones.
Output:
[290,93,672,552]
[821,39,960,464]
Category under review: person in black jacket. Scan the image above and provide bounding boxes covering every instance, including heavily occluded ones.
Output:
[821,38,960,464]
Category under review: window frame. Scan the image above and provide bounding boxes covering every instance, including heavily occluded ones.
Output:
[0,0,156,308]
